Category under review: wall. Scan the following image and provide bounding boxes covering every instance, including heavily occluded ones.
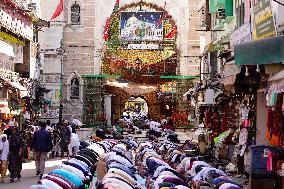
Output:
[256,91,269,146]
[38,0,64,122]
[62,0,96,121]
[187,0,202,76]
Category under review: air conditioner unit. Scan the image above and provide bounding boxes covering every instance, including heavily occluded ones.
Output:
[28,2,37,11]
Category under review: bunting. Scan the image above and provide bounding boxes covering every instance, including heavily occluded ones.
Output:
[51,0,64,20]
[113,0,120,13]
[104,17,110,41]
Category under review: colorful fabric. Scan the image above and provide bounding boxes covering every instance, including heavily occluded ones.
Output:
[50,169,83,188]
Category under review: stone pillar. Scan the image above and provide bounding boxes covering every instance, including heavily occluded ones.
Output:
[104,95,112,127]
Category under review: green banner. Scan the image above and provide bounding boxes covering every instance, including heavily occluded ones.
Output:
[252,0,276,40]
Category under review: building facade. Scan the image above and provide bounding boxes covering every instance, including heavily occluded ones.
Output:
[0,0,38,128]
[38,0,203,125]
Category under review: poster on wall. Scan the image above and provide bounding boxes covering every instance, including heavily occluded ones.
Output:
[120,12,164,41]
[252,0,276,40]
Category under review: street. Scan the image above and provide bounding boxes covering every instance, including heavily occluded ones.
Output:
[0,159,64,189]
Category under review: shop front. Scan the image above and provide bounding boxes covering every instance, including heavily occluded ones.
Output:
[233,35,284,189]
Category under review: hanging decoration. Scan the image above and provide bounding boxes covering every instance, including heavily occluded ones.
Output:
[51,0,64,20]
[112,0,120,13]
[103,17,110,41]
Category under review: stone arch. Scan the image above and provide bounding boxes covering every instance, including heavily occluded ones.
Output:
[67,72,84,101]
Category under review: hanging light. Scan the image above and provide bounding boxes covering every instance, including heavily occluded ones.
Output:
[245,66,249,76]
[256,65,260,72]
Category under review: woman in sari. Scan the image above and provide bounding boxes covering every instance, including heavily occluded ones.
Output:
[8,127,24,182]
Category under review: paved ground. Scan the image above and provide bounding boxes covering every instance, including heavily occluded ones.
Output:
[0,159,64,189]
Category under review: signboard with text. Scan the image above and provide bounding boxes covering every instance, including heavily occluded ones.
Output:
[230,22,251,49]
[252,0,276,40]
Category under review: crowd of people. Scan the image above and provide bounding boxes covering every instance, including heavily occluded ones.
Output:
[28,116,244,189]
[0,119,80,183]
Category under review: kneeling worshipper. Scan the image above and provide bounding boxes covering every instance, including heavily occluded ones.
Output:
[189,161,211,177]
[49,168,84,189]
[30,185,51,189]
[41,174,73,189]
[192,167,229,189]
[218,182,242,189]
[213,176,243,189]
[96,153,108,186]
[154,174,189,189]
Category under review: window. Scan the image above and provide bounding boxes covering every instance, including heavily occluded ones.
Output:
[236,0,245,27]
[71,2,80,24]
[67,72,83,101]
[70,77,79,99]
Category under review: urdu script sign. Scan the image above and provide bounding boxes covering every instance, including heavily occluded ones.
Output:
[252,0,276,40]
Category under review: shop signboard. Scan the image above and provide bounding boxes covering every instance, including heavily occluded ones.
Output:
[252,0,276,40]
[230,22,251,49]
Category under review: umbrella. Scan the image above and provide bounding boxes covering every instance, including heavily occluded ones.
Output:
[194,128,205,136]
[71,119,83,126]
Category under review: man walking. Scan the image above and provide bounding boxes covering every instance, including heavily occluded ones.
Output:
[31,122,53,178]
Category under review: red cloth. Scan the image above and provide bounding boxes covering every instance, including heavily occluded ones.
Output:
[165,27,177,39]
[51,0,64,20]
[163,124,174,131]
[103,17,110,41]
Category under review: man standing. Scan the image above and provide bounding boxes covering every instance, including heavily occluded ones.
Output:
[59,120,71,158]
[31,122,53,178]
[45,120,52,132]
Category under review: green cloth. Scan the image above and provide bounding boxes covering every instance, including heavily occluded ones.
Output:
[270,93,278,106]
[209,0,216,13]
[115,125,123,134]
[225,0,233,16]
[214,131,229,144]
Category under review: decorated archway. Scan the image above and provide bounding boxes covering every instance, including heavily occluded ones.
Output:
[102,1,179,121]
[102,1,179,83]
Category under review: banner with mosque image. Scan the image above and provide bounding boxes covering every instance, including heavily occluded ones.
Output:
[120,11,164,41]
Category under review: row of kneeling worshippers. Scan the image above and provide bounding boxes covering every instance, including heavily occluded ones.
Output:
[29,138,139,189]
[136,139,243,189]
[95,139,142,189]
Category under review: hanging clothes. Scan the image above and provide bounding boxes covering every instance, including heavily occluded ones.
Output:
[266,94,283,145]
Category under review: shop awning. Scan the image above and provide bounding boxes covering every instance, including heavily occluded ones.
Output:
[268,69,284,82]
[0,100,10,114]
[0,78,28,97]
[0,40,14,57]
[234,36,284,65]
[7,81,28,97]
